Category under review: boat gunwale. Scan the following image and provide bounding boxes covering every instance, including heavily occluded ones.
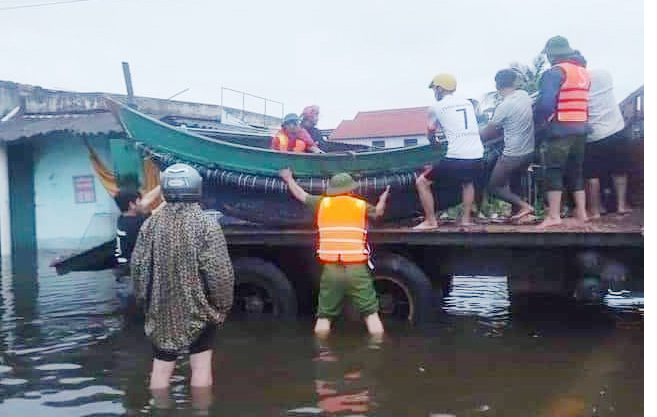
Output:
[105,96,447,159]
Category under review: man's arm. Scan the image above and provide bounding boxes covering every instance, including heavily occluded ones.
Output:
[137,185,163,215]
[280,168,309,203]
[299,128,324,153]
[309,145,325,153]
[130,218,153,304]
[427,108,439,144]
[271,135,280,150]
[534,68,565,126]
[199,219,234,316]
[372,186,391,219]
[479,121,502,141]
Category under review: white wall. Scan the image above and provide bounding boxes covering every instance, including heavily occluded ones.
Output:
[33,135,119,250]
[331,135,428,149]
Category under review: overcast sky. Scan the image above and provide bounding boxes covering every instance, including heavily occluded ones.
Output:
[0,0,645,129]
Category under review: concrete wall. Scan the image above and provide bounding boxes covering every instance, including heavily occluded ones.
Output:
[0,81,282,128]
[32,133,119,250]
[0,82,21,117]
[331,135,428,149]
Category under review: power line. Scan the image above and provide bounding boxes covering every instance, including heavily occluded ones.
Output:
[0,0,104,11]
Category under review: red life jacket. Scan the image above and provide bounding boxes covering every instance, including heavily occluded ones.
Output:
[272,131,307,153]
[556,62,591,122]
[317,196,368,263]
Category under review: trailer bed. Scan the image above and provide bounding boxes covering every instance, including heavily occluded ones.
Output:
[223,209,643,248]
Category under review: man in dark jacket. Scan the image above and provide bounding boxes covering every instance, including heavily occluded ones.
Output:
[534,36,591,229]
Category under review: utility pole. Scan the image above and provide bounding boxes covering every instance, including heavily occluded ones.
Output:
[122,62,136,108]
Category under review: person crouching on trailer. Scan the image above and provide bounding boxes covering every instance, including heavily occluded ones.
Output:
[131,163,234,390]
[279,169,390,336]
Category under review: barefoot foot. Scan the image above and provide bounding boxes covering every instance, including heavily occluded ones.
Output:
[412,220,439,230]
[536,217,562,230]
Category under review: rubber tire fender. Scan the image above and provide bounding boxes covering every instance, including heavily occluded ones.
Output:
[372,252,437,324]
[232,257,298,318]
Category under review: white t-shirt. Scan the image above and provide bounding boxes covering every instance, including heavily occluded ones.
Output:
[431,94,484,159]
[587,69,625,143]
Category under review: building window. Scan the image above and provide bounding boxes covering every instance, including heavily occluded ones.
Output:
[404,138,418,147]
[73,175,96,204]
[372,140,386,148]
[636,95,642,113]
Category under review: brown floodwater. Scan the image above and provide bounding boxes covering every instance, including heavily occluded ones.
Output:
[0,251,643,416]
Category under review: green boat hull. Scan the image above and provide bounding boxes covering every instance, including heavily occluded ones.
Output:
[107,97,503,226]
[107,97,446,178]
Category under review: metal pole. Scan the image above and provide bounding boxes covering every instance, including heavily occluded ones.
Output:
[167,88,189,101]
[0,141,11,257]
[122,62,136,108]
[264,100,267,127]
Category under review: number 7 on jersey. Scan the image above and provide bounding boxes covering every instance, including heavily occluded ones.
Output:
[456,108,468,129]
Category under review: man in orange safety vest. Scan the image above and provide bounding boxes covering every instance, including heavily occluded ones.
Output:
[271,113,322,153]
[534,36,591,229]
[279,168,390,336]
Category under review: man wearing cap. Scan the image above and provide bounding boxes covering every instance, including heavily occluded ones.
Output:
[534,36,590,229]
[272,113,322,153]
[414,73,484,229]
[279,168,390,336]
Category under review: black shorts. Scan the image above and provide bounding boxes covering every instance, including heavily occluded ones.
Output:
[424,157,483,185]
[584,131,632,179]
[153,325,217,362]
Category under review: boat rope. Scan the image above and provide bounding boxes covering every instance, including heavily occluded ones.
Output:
[135,143,421,195]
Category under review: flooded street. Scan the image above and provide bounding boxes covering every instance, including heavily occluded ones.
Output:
[0,252,643,416]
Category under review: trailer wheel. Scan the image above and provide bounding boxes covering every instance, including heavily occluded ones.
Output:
[232,257,298,318]
[373,253,436,323]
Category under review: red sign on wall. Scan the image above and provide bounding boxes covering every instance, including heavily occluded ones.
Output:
[73,175,96,204]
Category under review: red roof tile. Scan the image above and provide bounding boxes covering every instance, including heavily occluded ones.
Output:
[329,106,430,140]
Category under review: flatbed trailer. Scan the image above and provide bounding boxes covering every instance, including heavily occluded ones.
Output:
[223,210,643,322]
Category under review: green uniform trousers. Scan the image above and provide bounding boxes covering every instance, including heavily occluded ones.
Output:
[317,263,379,319]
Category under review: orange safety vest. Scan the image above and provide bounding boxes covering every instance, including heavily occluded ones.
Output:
[273,132,307,153]
[317,196,369,263]
[555,62,591,122]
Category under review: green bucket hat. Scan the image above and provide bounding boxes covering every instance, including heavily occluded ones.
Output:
[327,173,358,196]
[543,35,575,58]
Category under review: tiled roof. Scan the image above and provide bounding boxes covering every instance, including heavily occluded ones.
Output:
[329,106,430,140]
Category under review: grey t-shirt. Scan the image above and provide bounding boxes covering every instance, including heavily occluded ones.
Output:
[491,90,535,156]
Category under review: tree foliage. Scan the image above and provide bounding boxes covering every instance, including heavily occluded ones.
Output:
[509,54,548,95]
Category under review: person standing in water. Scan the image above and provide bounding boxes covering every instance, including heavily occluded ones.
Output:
[131,163,234,390]
[280,168,390,336]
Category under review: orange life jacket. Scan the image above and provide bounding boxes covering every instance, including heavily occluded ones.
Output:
[273,131,307,153]
[317,196,368,263]
[556,62,591,122]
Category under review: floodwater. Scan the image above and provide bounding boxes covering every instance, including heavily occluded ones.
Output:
[0,251,643,416]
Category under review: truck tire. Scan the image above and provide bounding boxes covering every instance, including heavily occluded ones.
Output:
[232,257,298,318]
[372,253,436,323]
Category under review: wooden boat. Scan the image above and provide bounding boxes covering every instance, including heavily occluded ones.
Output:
[50,239,117,275]
[106,97,466,226]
